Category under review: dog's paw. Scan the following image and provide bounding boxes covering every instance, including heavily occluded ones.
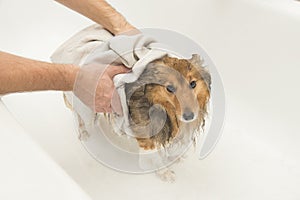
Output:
[77,114,90,141]
[156,169,176,183]
[136,138,156,150]
[78,129,90,141]
[174,156,185,164]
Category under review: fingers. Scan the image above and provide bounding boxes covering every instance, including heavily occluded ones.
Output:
[96,89,123,115]
[96,106,112,113]
[94,78,114,113]
[91,64,131,114]
[95,95,112,113]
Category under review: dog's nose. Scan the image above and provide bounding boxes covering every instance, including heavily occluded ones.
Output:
[183,112,194,121]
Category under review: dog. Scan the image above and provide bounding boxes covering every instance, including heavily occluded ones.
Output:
[67,54,211,182]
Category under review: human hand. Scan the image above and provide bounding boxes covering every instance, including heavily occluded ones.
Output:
[94,64,131,113]
[73,64,131,115]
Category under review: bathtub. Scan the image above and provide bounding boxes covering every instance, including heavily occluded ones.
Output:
[1,0,300,199]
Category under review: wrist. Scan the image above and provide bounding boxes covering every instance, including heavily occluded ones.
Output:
[113,23,138,35]
[59,64,80,91]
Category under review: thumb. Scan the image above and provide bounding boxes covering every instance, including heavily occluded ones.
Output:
[107,65,131,78]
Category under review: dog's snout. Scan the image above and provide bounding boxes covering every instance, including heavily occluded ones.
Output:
[183,111,194,121]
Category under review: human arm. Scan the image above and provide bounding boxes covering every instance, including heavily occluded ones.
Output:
[0,51,130,113]
[55,0,135,35]
[0,51,78,94]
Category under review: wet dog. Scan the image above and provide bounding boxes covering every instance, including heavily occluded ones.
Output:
[125,54,211,150]
[70,54,211,182]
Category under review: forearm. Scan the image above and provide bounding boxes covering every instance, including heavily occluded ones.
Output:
[0,51,79,95]
[55,0,135,35]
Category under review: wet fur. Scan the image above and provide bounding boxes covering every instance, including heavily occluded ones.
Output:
[125,55,211,150]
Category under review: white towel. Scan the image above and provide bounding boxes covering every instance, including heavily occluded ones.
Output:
[51,24,169,137]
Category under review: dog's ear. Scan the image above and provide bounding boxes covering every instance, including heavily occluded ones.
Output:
[200,68,212,92]
[189,54,211,91]
[189,54,203,66]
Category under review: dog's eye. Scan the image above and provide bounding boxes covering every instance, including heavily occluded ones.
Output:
[190,81,197,89]
[166,85,176,93]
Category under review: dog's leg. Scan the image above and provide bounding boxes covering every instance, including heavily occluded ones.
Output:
[77,114,90,141]
[63,93,91,141]
[63,93,73,110]
[155,167,176,183]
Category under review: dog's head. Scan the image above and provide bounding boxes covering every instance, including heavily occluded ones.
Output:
[125,54,211,150]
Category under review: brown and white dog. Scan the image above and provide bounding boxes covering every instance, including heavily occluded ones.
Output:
[70,53,211,182]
